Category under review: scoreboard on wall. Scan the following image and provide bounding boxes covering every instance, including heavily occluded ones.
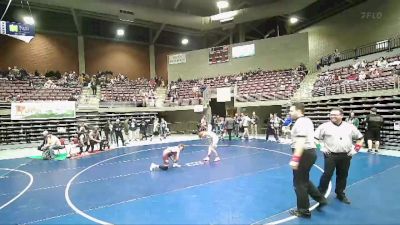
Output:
[209,45,229,64]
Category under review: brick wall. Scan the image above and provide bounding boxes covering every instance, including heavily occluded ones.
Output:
[85,38,150,80]
[0,33,79,74]
[155,46,179,83]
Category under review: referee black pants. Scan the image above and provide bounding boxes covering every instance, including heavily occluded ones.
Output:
[318,153,351,197]
[292,148,325,212]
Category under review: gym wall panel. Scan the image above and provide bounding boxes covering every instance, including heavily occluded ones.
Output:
[85,38,150,80]
[155,46,180,83]
[167,32,309,81]
[0,33,79,74]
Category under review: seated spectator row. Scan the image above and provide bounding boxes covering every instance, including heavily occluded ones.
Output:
[0,79,81,102]
[167,67,306,105]
[312,54,400,97]
[312,76,397,96]
[100,79,157,104]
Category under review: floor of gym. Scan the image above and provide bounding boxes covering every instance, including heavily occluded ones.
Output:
[1,136,399,224]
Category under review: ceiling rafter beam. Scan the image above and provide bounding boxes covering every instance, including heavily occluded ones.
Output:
[151,0,182,44]
[71,8,82,35]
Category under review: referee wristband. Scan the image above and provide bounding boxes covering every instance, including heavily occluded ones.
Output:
[291,155,301,163]
[354,144,362,152]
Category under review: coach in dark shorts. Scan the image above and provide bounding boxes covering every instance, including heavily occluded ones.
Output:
[365,108,383,153]
[288,103,327,218]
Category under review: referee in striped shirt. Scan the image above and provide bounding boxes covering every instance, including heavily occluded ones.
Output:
[289,102,327,218]
[315,108,363,204]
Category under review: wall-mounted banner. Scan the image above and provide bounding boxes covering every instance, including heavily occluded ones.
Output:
[194,105,204,112]
[11,101,76,120]
[168,53,187,65]
[0,20,35,43]
[217,87,231,102]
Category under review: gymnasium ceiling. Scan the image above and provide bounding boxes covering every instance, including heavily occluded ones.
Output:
[0,0,366,50]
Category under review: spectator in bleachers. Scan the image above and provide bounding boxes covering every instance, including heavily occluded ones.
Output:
[370,68,381,78]
[44,79,54,88]
[346,69,358,81]
[377,57,388,68]
[358,70,366,81]
[68,94,77,101]
[16,95,23,102]
[91,78,97,95]
[353,59,367,70]
[9,66,19,81]
[333,49,341,63]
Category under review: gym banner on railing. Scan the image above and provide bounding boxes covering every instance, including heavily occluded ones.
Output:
[11,101,76,120]
[0,20,35,43]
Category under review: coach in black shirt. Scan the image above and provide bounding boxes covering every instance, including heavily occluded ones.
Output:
[366,108,384,153]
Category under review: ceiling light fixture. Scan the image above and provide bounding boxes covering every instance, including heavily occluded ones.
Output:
[23,16,35,25]
[217,1,229,9]
[117,29,125,36]
[289,17,299,24]
[181,38,189,45]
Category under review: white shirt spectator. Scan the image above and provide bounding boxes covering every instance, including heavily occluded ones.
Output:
[359,71,366,81]
[242,116,251,127]
[377,58,388,68]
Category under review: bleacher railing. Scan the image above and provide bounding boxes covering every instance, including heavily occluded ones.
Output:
[324,36,400,63]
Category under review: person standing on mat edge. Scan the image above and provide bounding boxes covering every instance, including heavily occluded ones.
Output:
[224,114,235,141]
[289,103,327,218]
[346,111,360,129]
[113,119,125,147]
[365,108,383,153]
[315,107,363,205]
[251,111,259,139]
[242,113,251,140]
[199,130,221,162]
[150,144,185,171]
